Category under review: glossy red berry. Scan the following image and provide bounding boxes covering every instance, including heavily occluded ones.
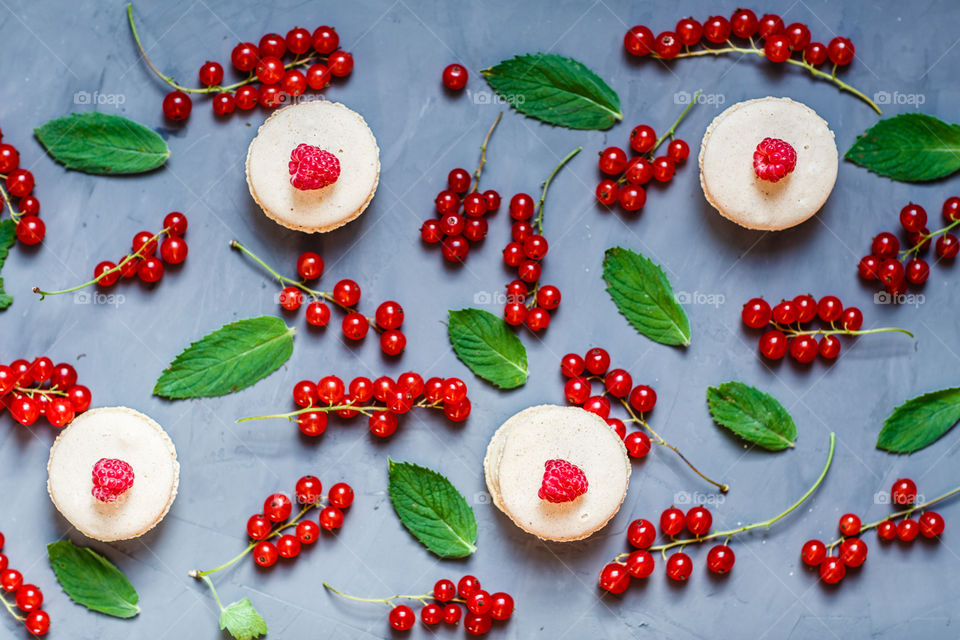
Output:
[897,518,919,541]
[258,33,286,58]
[764,34,792,63]
[840,306,863,331]
[838,513,861,536]
[279,286,303,311]
[443,603,462,624]
[919,511,945,538]
[858,254,881,280]
[771,300,798,324]
[757,14,784,39]
[319,505,344,530]
[899,203,928,232]
[328,51,354,77]
[162,91,192,121]
[560,353,585,377]
[247,514,271,540]
[306,63,331,90]
[624,431,651,458]
[627,518,656,549]
[305,301,331,327]
[629,124,657,154]
[0,144,19,173]
[741,297,771,328]
[457,575,481,598]
[522,234,548,260]
[24,610,49,636]
[441,235,469,262]
[651,156,675,182]
[872,232,900,260]
[666,552,693,581]
[94,261,119,287]
[563,377,590,405]
[877,520,897,541]
[368,411,397,437]
[784,22,811,49]
[342,313,369,340]
[603,369,632,398]
[626,550,655,578]
[19,196,39,216]
[660,507,685,536]
[503,302,527,327]
[936,233,960,259]
[536,284,561,310]
[675,17,703,45]
[198,60,224,86]
[294,475,323,505]
[312,26,339,54]
[629,385,657,413]
[707,544,736,574]
[906,258,930,284]
[442,63,468,90]
[328,482,354,509]
[686,506,713,536]
[598,563,630,594]
[433,579,456,602]
[827,37,855,65]
[389,605,415,631]
[421,603,443,625]
[464,613,492,635]
[276,534,301,558]
[14,584,43,611]
[730,8,758,38]
[231,42,260,71]
[296,520,320,544]
[582,395,610,419]
[624,157,653,185]
[654,31,682,59]
[819,556,845,584]
[618,185,646,211]
[624,25,655,56]
[666,139,690,163]
[258,84,284,108]
[253,540,278,567]
[817,296,843,323]
[15,216,44,245]
[160,236,188,265]
[285,26,312,54]
[466,590,491,615]
[839,537,867,567]
[584,347,610,375]
[703,15,731,43]
[801,539,827,566]
[66,385,92,412]
[281,70,308,97]
[212,92,235,115]
[891,478,917,505]
[264,493,293,522]
[599,147,628,175]
[489,592,514,621]
[804,41,828,65]
[818,335,841,359]
[525,307,550,332]
[944,196,960,222]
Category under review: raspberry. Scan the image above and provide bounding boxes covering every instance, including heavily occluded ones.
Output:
[91,458,135,502]
[537,459,588,503]
[288,144,340,190]
[753,137,797,183]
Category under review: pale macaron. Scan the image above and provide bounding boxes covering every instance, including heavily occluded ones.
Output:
[47,406,179,542]
[484,404,631,542]
[246,100,380,233]
[698,96,838,231]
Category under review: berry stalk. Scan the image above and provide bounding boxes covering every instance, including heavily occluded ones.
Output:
[0,591,24,622]
[237,398,443,423]
[777,325,913,339]
[649,44,880,114]
[532,146,581,235]
[616,432,835,560]
[0,181,24,223]
[901,218,960,258]
[648,89,700,157]
[470,112,502,193]
[323,583,465,608]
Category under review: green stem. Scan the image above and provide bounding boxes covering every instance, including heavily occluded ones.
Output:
[0,591,24,622]
[649,45,881,114]
[616,433,835,560]
[0,182,22,223]
[652,89,700,151]
[779,326,914,339]
[323,583,466,608]
[470,113,502,192]
[126,4,321,95]
[900,218,960,258]
[532,147,581,235]
[237,399,442,423]
[33,228,170,298]
[200,575,225,611]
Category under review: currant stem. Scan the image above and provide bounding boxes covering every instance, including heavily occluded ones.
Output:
[33,228,170,298]
[647,44,881,114]
[619,396,730,493]
[0,182,22,223]
[652,89,700,151]
[616,432,835,560]
[778,326,914,339]
[0,591,24,622]
[323,583,465,608]
[900,219,960,258]
[470,112,502,193]
[237,399,443,423]
[825,484,960,550]
[199,574,225,611]
[532,147,581,235]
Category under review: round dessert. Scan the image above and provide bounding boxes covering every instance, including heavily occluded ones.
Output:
[47,406,179,542]
[698,97,838,231]
[246,100,380,233]
[484,404,631,542]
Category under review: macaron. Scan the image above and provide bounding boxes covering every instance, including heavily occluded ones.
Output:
[698,96,838,231]
[47,406,179,542]
[484,404,631,542]
[246,100,380,233]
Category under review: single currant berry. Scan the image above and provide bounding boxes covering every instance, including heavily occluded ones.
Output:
[389,605,415,631]
[660,507,685,536]
[908,229,931,251]
[317,375,346,405]
[753,138,797,182]
[563,377,590,405]
[818,335,841,359]
[666,552,693,581]
[281,70,308,97]
[667,139,690,163]
[792,294,817,323]
[440,213,465,236]
[295,475,323,505]
[897,518,919,541]
[522,234,549,260]
[629,124,657,154]
[442,378,468,404]
[234,85,258,110]
[0,144,19,173]
[891,478,917,505]
[457,575,481,598]
[624,431,652,458]
[319,505,344,530]
[703,15,731,43]
[15,216,45,245]
[258,85,284,108]
[651,156,675,182]
[784,22,811,49]
[871,231,900,259]
[442,63,468,90]
[276,533,301,559]
[253,540,278,567]
[858,255,881,281]
[231,42,260,71]
[604,369,633,398]
[198,60,224,86]
[686,506,713,536]
[312,25,339,54]
[626,550,655,578]
[624,25,655,56]
[279,286,303,311]
[466,590,492,615]
[618,185,646,211]
[944,196,960,222]
[936,233,960,259]
[264,493,293,522]
[838,513,861,536]
[506,279,528,302]
[877,520,897,541]
[525,307,550,332]
[51,362,78,389]
[342,312,369,340]
[247,514,272,540]
[804,41,828,65]
[730,8,759,38]
[560,353,585,377]
[94,261,120,287]
[464,613,492,635]
[801,539,827,566]
[160,236,188,264]
[819,556,846,584]
[47,397,76,428]
[771,300,798,325]
[67,385,92,412]
[374,300,404,330]
[627,518,656,549]
[817,296,843,323]
[900,203,928,233]
[444,397,472,422]
[582,395,611,419]
[517,259,542,283]
[503,302,527,327]
[598,562,630,594]
[629,384,656,413]
[624,157,653,185]
[827,37,855,65]
[20,196,40,216]
[840,306,863,331]
[420,219,443,243]
[433,578,456,602]
[447,167,471,193]
[764,34,792,63]
[508,193,534,220]
[24,610,49,636]
[368,411,397,437]
[879,259,905,288]
[258,33,286,57]
[164,211,188,236]
[296,519,321,544]
[136,255,163,282]
[441,235,469,262]
[306,63,331,90]
[536,284,561,310]
[707,544,736,574]
[328,51,354,77]
[421,603,443,625]
[584,347,611,375]
[598,146,628,175]
[0,569,22,592]
[742,297,772,328]
[14,584,42,612]
[328,482,354,509]
[489,592,514,621]
[654,31,682,59]
[675,17,703,45]
[443,603,462,624]
[463,217,488,242]
[757,13,784,39]
[483,189,501,210]
[839,538,867,567]
[906,258,930,285]
[306,301,331,327]
[162,91,192,121]
[296,252,324,280]
[212,92,235,115]
[919,511,945,538]
[286,26,312,54]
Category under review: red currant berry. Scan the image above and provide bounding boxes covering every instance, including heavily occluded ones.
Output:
[827,37,855,65]
[162,91,192,121]
[624,25,655,56]
[565,377,593,404]
[627,518,656,549]
[24,610,49,636]
[703,15,731,43]
[198,60,224,86]
[489,592,514,621]
[872,232,900,259]
[838,513,861,536]
[51,362,78,389]
[328,482,354,509]
[675,17,703,45]
[433,579,456,601]
[0,569,22,592]
[328,51,354,77]
[258,33,286,57]
[879,259,905,287]
[368,411,397,437]
[651,156,675,182]
[66,385,92,413]
[817,296,843,323]
[278,286,303,311]
[463,217,488,242]
[707,544,735,574]
[264,493,293,522]
[517,260,541,283]
[629,124,657,153]
[312,25,339,54]
[306,63,331,90]
[801,539,827,566]
[804,41,828,65]
[421,603,443,625]
[464,613,492,635]
[899,203,928,232]
[599,147,628,175]
[292,380,318,407]
[624,158,653,186]
[295,475,323,505]
[877,520,897,541]
[442,63,468,90]
[285,26,312,54]
[442,378,467,404]
[258,84,284,108]
[506,279,528,302]
[891,478,917,505]
[389,605,415,631]
[686,506,713,536]
[508,193,535,220]
[342,313,369,340]
[503,302,527,327]
[583,395,611,419]
[936,233,960,259]
[525,307,550,332]
[305,301,331,327]
[446,168,471,194]
[764,34,792,63]
[15,216,44,245]
[606,418,626,439]
[858,254,881,280]
[819,556,845,584]
[276,533,301,558]
[759,329,788,359]
[536,284,561,310]
[771,300,798,324]
[483,189,501,210]
[818,335,841,359]
[160,236,188,264]
[618,185,646,211]
[560,353,585,377]
[231,42,260,71]
[281,70,308,97]
[757,14,784,39]
[919,511,945,538]
[522,234,548,260]
[420,219,443,243]
[897,518,919,541]
[443,603,462,624]
[466,590,491,615]
[253,540,278,567]
[943,196,960,222]
[624,431,651,458]
[212,92,235,115]
[441,235,469,262]
[603,369,633,398]
[666,552,693,581]
[840,306,863,331]
[457,575,481,598]
[628,384,656,413]
[19,196,39,216]
[598,563,630,594]
[137,257,164,283]
[235,85,258,110]
[626,550,655,579]
[908,229,932,251]
[730,8,758,38]
[94,261,119,287]
[584,347,610,375]
[296,519,320,544]
[319,505,344,530]
[0,144,19,173]
[741,297,772,328]
[247,514,271,540]
[654,31,682,58]
[839,537,867,567]
[905,258,930,284]
[784,23,811,49]
[439,213,465,236]
[666,139,690,163]
[660,507,685,536]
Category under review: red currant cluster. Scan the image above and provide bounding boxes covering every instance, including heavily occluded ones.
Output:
[802,477,951,585]
[595,101,695,212]
[0,129,45,246]
[241,373,471,437]
[858,198,960,295]
[325,574,513,635]
[441,63,469,91]
[742,294,910,363]
[0,358,91,428]
[231,242,407,355]
[600,504,732,593]
[128,8,351,120]
[421,115,502,263]
[0,532,50,636]
[559,347,728,492]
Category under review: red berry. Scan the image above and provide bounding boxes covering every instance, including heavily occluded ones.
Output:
[295,475,323,505]
[598,146,628,175]
[508,193,535,220]
[525,307,550,332]
[838,513,861,536]
[464,613,492,635]
[872,232,900,259]
[503,302,527,327]
[66,385,92,412]
[441,235,469,262]
[522,234,548,260]
[278,286,303,311]
[447,167,471,193]
[686,506,713,536]
[305,301,331,327]
[730,8,758,38]
[536,285,561,310]
[286,26,312,54]
[771,300,798,324]
[433,579,456,601]
[560,353,585,377]
[380,329,407,356]
[328,51,354,77]
[629,385,656,413]
[457,575,481,598]
[94,261,119,287]
[818,335,841,359]
[14,584,42,612]
[368,411,397,437]
[624,431,651,458]
[618,185,646,211]
[258,33,286,58]
[443,603,462,624]
[296,520,320,544]
[707,544,735,574]
[0,569,21,592]
[212,92,235,115]
[626,550,655,578]
[328,482,354,509]
[162,91,192,121]
[306,63,331,90]
[15,216,44,245]
[660,507,685,536]
[421,603,443,625]
[442,63,468,90]
[858,255,881,280]
[764,34,792,63]
[583,395,610,419]
[603,369,633,398]
[900,203,928,232]
[624,25,656,56]
[483,190,501,211]
[741,297,772,328]
[312,26,339,54]
[258,84,284,108]
[757,14,784,39]
[489,592,513,621]
[563,377,590,405]
[235,85,259,110]
[629,124,657,154]
[231,42,260,71]
[420,219,443,243]
[936,233,960,259]
[784,23,811,49]
[276,533,301,558]
[817,296,843,323]
[598,563,630,594]
[264,493,292,522]
[466,590,491,615]
[342,313,369,340]
[897,518,919,541]
[839,537,867,567]
[651,156,675,182]
[19,196,39,216]
[666,552,693,581]
[879,259,905,288]
[827,37,855,65]
[0,144,19,173]
[440,213,465,237]
[943,196,960,222]
[517,260,541,283]
[389,605,415,631]
[877,520,897,541]
[160,236,188,264]
[47,398,77,429]
[463,193,488,219]
[675,17,703,45]
[253,540,278,567]
[654,31,682,59]
[891,478,917,505]
[667,139,690,163]
[627,518,656,549]
[703,15,731,43]
[906,258,930,284]
[624,158,653,185]
[50,363,78,389]
[801,539,827,566]
[804,42,828,66]
[24,610,49,636]
[584,347,610,375]
[281,70,308,97]
[442,378,467,404]
[319,505,344,530]
[463,217,488,242]
[198,60,224,86]
[819,556,845,584]
[791,294,817,323]
[919,511,945,538]
[840,306,863,331]
[247,514,271,540]
[759,330,788,359]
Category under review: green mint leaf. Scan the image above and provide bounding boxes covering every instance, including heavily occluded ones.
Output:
[844,113,960,182]
[0,219,18,309]
[603,247,690,347]
[388,459,477,558]
[481,53,621,130]
[34,113,170,175]
[447,308,527,389]
[154,316,295,399]
[47,540,139,618]
[706,382,797,451]
[877,386,960,453]
[219,599,267,640]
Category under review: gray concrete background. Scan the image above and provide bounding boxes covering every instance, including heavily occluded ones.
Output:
[1,0,959,638]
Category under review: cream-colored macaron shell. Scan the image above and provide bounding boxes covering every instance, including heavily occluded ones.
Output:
[698,97,838,231]
[246,100,380,233]
[484,405,631,542]
[47,406,179,542]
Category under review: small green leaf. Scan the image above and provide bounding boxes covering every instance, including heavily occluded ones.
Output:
[388,459,477,558]
[0,219,18,309]
[219,599,267,640]
[447,308,527,389]
[877,387,960,453]
[845,113,960,182]
[154,316,295,399]
[603,247,690,347]
[34,112,170,175]
[707,382,797,451]
[481,53,621,130]
[47,540,139,618]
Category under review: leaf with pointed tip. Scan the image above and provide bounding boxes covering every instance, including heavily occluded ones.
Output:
[707,382,797,451]
[877,386,960,453]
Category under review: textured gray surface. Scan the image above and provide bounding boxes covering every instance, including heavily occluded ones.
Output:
[1,0,959,638]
